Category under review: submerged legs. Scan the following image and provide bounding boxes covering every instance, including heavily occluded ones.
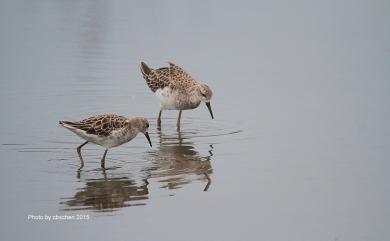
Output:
[101,149,108,169]
[157,109,183,129]
[75,141,108,170]
[176,110,182,130]
[76,141,88,170]
[157,110,162,128]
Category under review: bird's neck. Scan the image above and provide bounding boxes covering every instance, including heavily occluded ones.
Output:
[128,120,141,133]
[188,95,201,108]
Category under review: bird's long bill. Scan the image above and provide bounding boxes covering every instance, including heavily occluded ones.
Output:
[144,132,152,147]
[206,102,214,119]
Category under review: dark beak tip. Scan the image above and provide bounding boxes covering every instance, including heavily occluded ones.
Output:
[144,132,152,147]
[206,102,214,119]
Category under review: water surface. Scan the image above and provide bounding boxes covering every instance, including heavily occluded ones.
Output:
[0,1,389,241]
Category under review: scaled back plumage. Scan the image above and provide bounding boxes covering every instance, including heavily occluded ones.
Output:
[59,114,129,137]
[140,62,198,92]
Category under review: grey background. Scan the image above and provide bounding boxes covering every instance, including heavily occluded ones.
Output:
[0,0,389,240]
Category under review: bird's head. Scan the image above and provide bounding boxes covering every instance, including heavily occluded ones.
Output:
[131,117,152,147]
[197,84,214,119]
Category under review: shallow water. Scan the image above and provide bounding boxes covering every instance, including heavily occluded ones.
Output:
[1,0,390,240]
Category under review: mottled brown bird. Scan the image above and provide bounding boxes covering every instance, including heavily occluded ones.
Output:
[59,114,152,169]
[140,62,214,130]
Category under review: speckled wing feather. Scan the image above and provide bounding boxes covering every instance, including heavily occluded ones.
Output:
[140,62,197,92]
[60,114,129,136]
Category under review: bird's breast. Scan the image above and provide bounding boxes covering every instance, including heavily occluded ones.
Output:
[104,129,137,148]
[155,87,200,110]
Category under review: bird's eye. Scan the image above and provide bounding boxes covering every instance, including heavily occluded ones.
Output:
[201,93,206,97]
[146,123,149,128]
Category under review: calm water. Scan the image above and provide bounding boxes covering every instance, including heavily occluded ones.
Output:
[1,1,389,240]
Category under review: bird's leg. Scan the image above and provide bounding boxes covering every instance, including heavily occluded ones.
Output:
[101,149,108,169]
[102,168,107,180]
[176,110,182,130]
[203,173,212,192]
[76,141,88,170]
[157,110,162,128]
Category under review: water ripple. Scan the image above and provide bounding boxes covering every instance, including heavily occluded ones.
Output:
[2,117,241,212]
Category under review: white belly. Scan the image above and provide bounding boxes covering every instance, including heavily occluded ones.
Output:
[155,87,178,110]
[155,87,200,110]
[70,128,136,149]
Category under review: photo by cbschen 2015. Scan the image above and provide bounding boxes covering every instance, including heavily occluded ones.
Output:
[0,1,389,241]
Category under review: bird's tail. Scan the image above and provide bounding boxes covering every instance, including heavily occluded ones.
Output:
[59,120,78,130]
[140,61,152,77]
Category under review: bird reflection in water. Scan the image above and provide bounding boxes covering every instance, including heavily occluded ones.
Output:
[146,130,213,192]
[60,169,149,211]
[61,130,213,212]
